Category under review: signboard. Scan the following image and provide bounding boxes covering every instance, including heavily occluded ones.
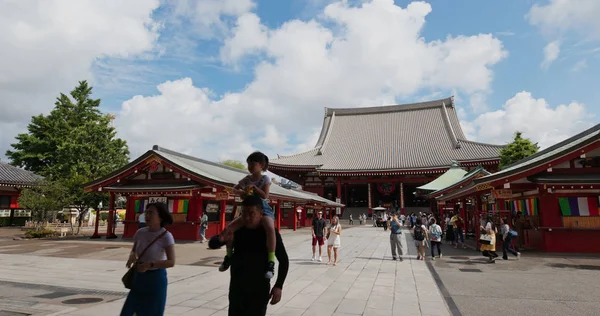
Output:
[475,183,493,191]
[205,203,219,213]
[149,196,167,204]
[0,210,10,217]
[282,202,292,208]
[13,210,31,217]
[336,198,341,215]
[491,189,512,199]
[215,192,229,200]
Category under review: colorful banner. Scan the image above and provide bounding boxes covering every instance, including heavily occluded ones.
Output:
[559,197,600,216]
[168,199,189,214]
[135,199,148,213]
[511,198,538,216]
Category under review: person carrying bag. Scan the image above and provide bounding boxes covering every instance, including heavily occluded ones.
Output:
[122,230,167,289]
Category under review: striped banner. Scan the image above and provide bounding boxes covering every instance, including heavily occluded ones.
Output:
[134,199,148,213]
[168,199,189,214]
[511,198,538,216]
[559,197,600,216]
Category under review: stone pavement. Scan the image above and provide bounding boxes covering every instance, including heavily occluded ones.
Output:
[0,225,450,316]
[428,242,600,316]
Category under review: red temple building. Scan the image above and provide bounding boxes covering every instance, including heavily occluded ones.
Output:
[84,146,343,241]
[0,161,41,226]
[433,124,600,253]
[269,97,503,218]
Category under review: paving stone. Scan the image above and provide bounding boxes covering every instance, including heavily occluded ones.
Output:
[334,298,367,315]
[0,226,450,316]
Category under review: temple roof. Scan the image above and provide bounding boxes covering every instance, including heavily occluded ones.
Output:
[85,146,344,207]
[476,123,600,183]
[271,97,503,172]
[0,161,43,186]
[416,161,467,191]
[428,166,491,198]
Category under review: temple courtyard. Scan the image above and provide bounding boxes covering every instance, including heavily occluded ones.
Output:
[0,225,598,316]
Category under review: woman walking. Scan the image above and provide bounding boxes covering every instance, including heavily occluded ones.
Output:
[480,218,498,263]
[500,218,521,260]
[121,202,175,316]
[326,216,342,266]
[428,218,443,260]
[389,213,403,261]
[413,217,428,261]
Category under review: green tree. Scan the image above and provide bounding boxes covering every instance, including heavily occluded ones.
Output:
[6,81,129,231]
[499,131,540,169]
[18,180,69,224]
[221,160,246,170]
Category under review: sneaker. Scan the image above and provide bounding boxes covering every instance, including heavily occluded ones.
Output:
[311,256,315,261]
[392,257,397,261]
[517,252,521,260]
[265,261,275,279]
[319,256,322,262]
[416,255,421,260]
[431,257,435,261]
[219,256,231,272]
[438,254,442,259]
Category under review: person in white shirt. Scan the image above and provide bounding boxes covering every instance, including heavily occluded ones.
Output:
[428,218,443,260]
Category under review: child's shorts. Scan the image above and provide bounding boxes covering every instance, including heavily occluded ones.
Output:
[262,199,274,219]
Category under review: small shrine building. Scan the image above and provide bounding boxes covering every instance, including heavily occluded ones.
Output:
[0,161,41,226]
[84,146,343,241]
[433,124,600,253]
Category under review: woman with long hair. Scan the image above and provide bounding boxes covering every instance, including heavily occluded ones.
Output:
[121,202,175,316]
[480,217,499,263]
[326,216,342,266]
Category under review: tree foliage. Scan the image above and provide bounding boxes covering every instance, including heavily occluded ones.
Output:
[18,180,69,223]
[6,81,130,228]
[499,132,539,169]
[221,160,246,170]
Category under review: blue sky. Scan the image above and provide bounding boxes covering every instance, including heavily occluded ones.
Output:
[1,0,599,162]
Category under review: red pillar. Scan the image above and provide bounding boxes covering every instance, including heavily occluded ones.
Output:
[220,199,227,233]
[293,203,298,232]
[276,200,282,232]
[106,192,117,239]
[91,209,101,239]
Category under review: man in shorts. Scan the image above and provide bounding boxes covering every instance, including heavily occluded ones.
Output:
[311,211,327,262]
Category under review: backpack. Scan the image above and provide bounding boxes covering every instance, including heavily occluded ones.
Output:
[414,226,425,241]
[431,224,442,240]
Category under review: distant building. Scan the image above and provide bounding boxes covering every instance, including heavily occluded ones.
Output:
[0,161,43,226]
[269,97,503,216]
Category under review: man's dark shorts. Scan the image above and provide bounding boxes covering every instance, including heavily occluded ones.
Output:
[312,236,324,246]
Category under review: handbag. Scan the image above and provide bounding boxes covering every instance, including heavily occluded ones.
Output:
[122,230,167,289]
[479,234,493,245]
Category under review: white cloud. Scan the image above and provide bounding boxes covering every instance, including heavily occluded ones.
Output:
[116,0,508,160]
[0,0,161,158]
[541,40,561,68]
[220,13,268,65]
[571,59,588,72]
[470,91,593,148]
[169,0,255,38]
[528,0,600,40]
[528,0,600,62]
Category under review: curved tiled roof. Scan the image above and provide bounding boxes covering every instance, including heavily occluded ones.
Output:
[272,97,503,172]
[0,161,43,186]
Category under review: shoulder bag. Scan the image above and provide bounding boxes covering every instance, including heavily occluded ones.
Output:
[122,230,167,289]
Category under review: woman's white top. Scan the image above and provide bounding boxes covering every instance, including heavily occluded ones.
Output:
[328,224,341,248]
